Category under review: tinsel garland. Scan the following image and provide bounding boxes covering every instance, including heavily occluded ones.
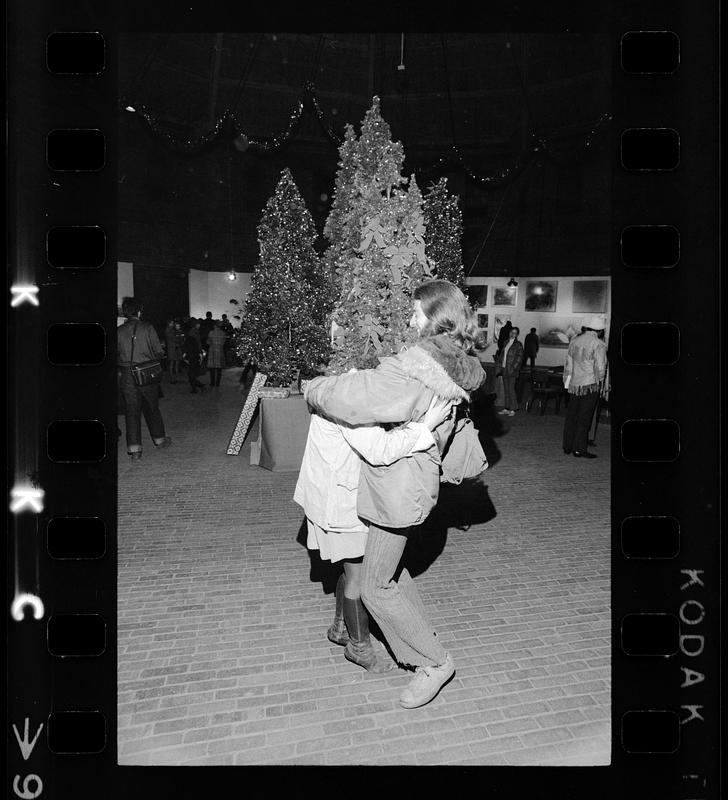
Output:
[120,85,612,186]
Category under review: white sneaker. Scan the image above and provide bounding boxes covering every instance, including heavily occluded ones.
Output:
[399,652,456,709]
[507,410,516,416]
[497,408,509,415]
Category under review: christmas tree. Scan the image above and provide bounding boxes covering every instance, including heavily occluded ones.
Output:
[325,97,433,374]
[321,124,359,298]
[236,168,332,385]
[423,177,466,289]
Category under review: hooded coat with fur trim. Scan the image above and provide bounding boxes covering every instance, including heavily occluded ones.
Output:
[303,334,485,528]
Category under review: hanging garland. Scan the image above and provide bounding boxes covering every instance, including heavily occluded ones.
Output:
[119,87,611,185]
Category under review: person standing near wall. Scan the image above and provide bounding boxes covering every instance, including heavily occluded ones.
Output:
[562,315,608,458]
[523,327,539,369]
[165,319,185,384]
[117,297,172,461]
[497,326,524,417]
[183,319,206,394]
[206,321,227,388]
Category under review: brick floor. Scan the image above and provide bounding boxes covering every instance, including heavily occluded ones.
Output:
[118,368,610,766]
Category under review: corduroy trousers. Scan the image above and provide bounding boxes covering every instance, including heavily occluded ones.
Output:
[360,523,447,668]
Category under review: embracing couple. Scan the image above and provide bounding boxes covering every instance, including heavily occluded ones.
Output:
[294,279,486,709]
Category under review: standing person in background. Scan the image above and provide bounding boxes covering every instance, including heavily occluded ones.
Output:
[496,320,512,353]
[562,315,608,458]
[206,321,227,388]
[183,319,206,394]
[165,319,185,384]
[524,327,539,369]
[162,318,175,372]
[497,326,524,417]
[117,297,172,461]
[198,311,215,368]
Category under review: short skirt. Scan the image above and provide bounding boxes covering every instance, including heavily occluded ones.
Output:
[306,519,368,563]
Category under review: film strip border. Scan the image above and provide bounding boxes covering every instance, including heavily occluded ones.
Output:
[7,18,118,798]
[612,21,718,799]
[6,9,719,800]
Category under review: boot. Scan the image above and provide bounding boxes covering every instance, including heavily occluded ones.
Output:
[342,597,395,673]
[327,573,349,646]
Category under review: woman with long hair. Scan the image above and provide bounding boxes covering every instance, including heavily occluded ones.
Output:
[304,279,485,708]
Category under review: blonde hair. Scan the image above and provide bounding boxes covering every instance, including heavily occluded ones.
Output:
[413,279,481,351]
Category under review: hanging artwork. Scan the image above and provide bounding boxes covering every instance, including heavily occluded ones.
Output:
[477,313,489,330]
[572,280,609,313]
[464,284,488,309]
[539,316,583,348]
[492,286,517,306]
[525,280,558,312]
[493,314,511,344]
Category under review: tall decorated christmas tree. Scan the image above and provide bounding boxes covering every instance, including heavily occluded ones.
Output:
[236,168,332,385]
[423,177,466,289]
[325,97,433,374]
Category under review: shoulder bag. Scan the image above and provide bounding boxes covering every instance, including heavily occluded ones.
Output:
[439,408,488,485]
[129,321,163,387]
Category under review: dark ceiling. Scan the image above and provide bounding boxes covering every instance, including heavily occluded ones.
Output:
[118,32,613,277]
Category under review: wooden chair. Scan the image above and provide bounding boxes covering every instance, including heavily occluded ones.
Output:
[526,372,565,415]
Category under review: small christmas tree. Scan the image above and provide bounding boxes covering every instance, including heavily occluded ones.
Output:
[325,97,433,374]
[423,177,466,289]
[236,168,332,385]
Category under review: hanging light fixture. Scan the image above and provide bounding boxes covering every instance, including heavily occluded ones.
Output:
[507,278,518,287]
[227,270,238,281]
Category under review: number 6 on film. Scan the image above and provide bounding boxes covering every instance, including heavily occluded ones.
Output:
[13,775,43,799]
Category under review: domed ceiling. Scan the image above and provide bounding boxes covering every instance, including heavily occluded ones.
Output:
[118,32,613,276]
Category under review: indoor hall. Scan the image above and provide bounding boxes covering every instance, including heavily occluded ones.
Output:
[118,368,611,766]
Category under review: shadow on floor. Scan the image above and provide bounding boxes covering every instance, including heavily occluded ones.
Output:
[470,389,508,469]
[297,475,498,589]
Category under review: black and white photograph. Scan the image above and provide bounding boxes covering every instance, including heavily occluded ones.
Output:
[6,3,721,796]
[115,31,612,768]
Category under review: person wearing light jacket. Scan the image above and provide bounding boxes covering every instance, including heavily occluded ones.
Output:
[304,279,485,709]
[562,315,608,458]
[294,396,452,674]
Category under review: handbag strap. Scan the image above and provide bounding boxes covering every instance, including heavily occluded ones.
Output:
[129,320,138,365]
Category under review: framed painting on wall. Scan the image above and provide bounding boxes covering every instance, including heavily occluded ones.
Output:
[493,314,511,344]
[525,280,558,312]
[477,313,489,330]
[464,284,488,308]
[538,316,583,348]
[572,280,609,313]
[492,286,517,306]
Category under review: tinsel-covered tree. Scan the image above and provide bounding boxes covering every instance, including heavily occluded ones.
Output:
[325,97,433,374]
[236,168,332,385]
[321,124,359,297]
[423,177,466,289]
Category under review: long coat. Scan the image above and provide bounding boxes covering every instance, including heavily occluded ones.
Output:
[206,328,227,369]
[497,339,524,376]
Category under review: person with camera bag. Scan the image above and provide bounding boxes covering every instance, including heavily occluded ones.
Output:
[117,296,172,461]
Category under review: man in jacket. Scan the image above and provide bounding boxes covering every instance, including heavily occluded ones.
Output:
[524,327,539,369]
[117,297,172,460]
[497,326,524,416]
[562,315,608,458]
